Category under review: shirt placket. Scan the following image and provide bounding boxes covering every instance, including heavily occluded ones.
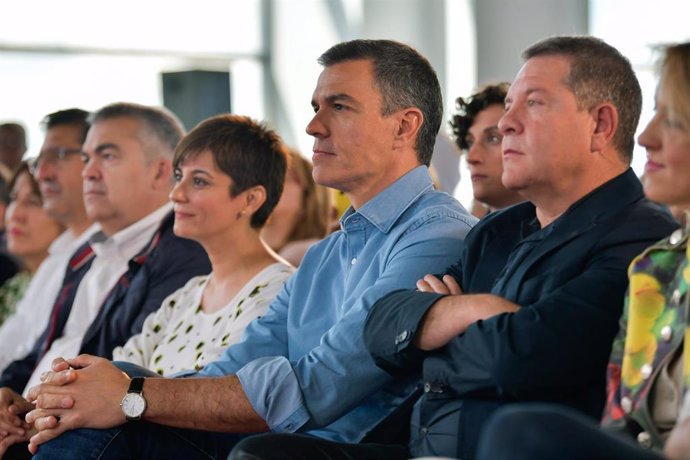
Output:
[344,215,366,282]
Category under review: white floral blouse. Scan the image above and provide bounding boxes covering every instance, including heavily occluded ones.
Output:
[113,263,294,375]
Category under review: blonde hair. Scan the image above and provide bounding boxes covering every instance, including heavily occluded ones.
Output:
[659,42,690,129]
[285,149,331,243]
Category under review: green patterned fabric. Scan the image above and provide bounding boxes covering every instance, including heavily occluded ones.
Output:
[0,271,31,326]
[603,225,690,449]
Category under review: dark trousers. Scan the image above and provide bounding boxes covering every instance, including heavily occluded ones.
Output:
[475,403,665,460]
[229,433,408,460]
[32,423,249,460]
[4,442,32,460]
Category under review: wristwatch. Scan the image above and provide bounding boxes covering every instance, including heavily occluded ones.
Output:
[120,377,147,421]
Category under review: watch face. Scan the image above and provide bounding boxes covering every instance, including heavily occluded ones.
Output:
[121,393,146,419]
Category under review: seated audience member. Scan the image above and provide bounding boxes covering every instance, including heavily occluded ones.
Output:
[113,114,294,375]
[0,109,96,373]
[0,103,211,457]
[226,36,680,460]
[0,123,26,179]
[25,39,474,460]
[0,175,9,248]
[0,175,19,285]
[260,148,330,266]
[0,162,64,326]
[451,83,523,218]
[473,41,690,460]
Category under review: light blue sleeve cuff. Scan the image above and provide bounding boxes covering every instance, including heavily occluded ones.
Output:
[170,369,198,378]
[236,356,310,433]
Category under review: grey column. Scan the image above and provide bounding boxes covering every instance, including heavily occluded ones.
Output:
[475,0,589,83]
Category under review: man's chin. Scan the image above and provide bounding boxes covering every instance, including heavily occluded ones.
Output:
[43,202,65,219]
[311,171,336,189]
[85,206,112,223]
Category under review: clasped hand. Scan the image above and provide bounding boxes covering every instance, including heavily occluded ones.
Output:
[0,386,34,456]
[24,355,129,454]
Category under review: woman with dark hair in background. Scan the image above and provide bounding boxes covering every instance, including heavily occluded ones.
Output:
[0,162,64,325]
[451,83,523,218]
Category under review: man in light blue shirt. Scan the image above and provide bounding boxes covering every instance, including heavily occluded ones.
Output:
[25,39,475,460]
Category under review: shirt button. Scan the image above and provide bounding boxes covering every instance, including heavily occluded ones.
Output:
[395,330,409,344]
[621,396,633,414]
[351,258,357,265]
[672,289,682,305]
[661,325,673,342]
[641,363,653,380]
[669,229,683,245]
[424,382,431,393]
[637,431,652,448]
[420,427,428,435]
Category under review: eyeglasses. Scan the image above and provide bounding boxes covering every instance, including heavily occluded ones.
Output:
[31,147,83,172]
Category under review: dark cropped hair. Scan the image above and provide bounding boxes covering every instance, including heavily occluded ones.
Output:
[522,36,641,163]
[0,123,26,150]
[173,114,288,229]
[90,102,184,159]
[318,39,442,166]
[450,83,509,151]
[41,108,91,144]
[8,161,41,202]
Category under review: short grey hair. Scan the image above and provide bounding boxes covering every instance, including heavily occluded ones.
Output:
[90,102,185,160]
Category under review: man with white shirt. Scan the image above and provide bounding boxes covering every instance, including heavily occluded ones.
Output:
[0,109,95,374]
[0,103,210,457]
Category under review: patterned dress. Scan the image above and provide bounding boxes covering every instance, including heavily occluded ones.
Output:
[0,272,31,326]
[113,262,294,375]
[603,225,690,450]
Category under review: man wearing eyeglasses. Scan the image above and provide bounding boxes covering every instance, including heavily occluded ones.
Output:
[0,109,96,375]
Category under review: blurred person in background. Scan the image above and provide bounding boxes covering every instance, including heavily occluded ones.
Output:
[0,123,27,180]
[0,175,20,282]
[0,162,64,326]
[0,108,96,374]
[260,148,331,266]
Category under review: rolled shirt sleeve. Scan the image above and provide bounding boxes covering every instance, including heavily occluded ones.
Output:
[201,166,476,440]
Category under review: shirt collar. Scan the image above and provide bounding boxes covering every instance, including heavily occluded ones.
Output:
[89,202,172,255]
[48,223,101,256]
[340,166,434,234]
[559,168,642,224]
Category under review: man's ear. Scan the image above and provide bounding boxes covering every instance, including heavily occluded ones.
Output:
[392,108,424,150]
[590,102,618,153]
[152,158,173,190]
